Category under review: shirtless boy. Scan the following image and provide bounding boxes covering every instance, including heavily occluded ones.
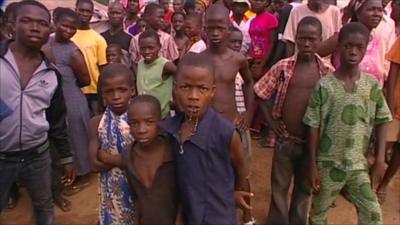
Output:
[199,4,255,224]
[254,17,334,225]
[200,4,254,131]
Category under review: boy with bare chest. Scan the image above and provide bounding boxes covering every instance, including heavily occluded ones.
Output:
[199,5,255,223]
[254,17,334,225]
[199,4,254,127]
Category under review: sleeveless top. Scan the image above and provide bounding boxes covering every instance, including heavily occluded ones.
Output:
[137,57,172,118]
[97,107,135,225]
[161,108,237,224]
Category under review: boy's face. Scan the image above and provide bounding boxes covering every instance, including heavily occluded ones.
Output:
[101,75,133,115]
[338,33,368,67]
[148,8,165,30]
[55,16,78,41]
[159,0,170,11]
[108,4,125,27]
[295,24,321,58]
[137,21,147,33]
[139,37,161,64]
[127,0,140,15]
[174,66,215,119]
[228,31,243,52]
[271,0,286,12]
[232,2,249,16]
[76,2,93,26]
[106,48,122,64]
[172,14,185,32]
[15,5,50,49]
[128,102,160,146]
[184,19,200,37]
[173,0,185,12]
[205,14,229,47]
[194,3,206,15]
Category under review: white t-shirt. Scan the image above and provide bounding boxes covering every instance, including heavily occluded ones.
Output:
[283,4,341,43]
[188,40,207,53]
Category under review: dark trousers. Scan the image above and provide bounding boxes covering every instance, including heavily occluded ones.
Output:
[50,146,63,198]
[86,94,100,116]
[0,150,53,225]
[266,138,312,225]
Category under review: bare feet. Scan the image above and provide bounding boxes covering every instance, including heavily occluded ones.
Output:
[376,184,387,204]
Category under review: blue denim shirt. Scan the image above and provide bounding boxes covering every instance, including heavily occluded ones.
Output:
[162,108,237,225]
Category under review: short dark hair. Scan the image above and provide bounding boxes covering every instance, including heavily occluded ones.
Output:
[53,7,79,23]
[139,29,161,46]
[76,0,94,7]
[172,11,186,21]
[205,4,230,24]
[16,0,51,22]
[177,53,215,82]
[297,16,322,36]
[184,0,196,12]
[229,26,242,34]
[99,63,134,89]
[106,43,123,53]
[129,95,162,119]
[185,12,203,26]
[143,3,162,17]
[338,22,370,44]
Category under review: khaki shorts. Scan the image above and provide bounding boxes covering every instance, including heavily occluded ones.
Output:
[386,119,400,142]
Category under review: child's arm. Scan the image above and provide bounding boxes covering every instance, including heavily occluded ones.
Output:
[308,127,321,193]
[71,50,91,87]
[257,96,288,137]
[174,204,184,225]
[371,123,389,190]
[88,115,113,172]
[317,33,339,58]
[98,151,124,167]
[230,131,253,209]
[303,83,324,192]
[386,62,400,113]
[238,55,255,128]
[162,61,177,80]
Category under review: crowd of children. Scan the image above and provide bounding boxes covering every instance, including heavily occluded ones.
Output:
[0,0,400,225]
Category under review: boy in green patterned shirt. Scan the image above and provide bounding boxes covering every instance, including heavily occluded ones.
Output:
[303,23,392,225]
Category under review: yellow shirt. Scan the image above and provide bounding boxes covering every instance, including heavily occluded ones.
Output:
[71,29,107,94]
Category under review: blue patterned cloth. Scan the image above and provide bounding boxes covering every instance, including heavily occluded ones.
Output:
[98,107,135,225]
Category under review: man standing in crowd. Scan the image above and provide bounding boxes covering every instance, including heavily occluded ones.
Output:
[72,0,108,115]
[101,2,132,66]
[283,0,341,57]
[0,1,75,224]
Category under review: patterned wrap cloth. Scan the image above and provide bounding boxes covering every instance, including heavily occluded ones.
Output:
[97,107,135,225]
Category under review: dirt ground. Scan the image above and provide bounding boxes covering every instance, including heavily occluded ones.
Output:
[1,143,399,225]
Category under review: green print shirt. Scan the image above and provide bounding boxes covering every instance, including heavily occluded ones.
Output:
[303,74,392,171]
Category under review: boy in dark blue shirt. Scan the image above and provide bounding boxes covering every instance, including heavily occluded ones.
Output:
[162,53,252,224]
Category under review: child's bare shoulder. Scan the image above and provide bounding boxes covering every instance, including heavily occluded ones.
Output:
[89,114,103,129]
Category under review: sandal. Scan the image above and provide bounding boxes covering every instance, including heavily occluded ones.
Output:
[63,178,90,196]
[257,138,274,148]
[6,187,19,209]
[243,217,256,225]
[54,195,72,212]
[7,195,19,209]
